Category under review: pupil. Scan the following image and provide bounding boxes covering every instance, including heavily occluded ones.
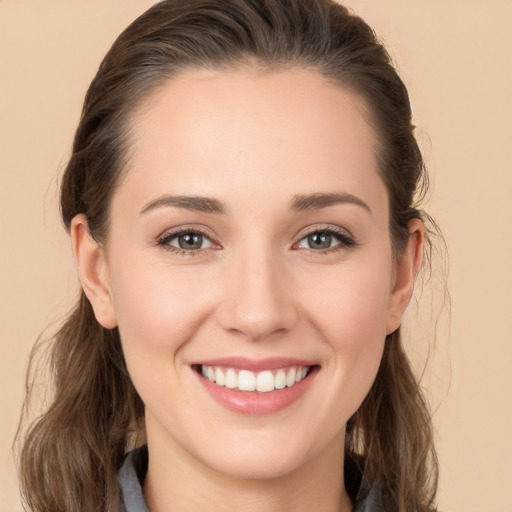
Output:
[309,232,331,249]
[179,233,202,250]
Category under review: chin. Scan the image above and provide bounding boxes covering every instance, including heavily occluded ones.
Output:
[206,448,309,481]
[194,427,336,482]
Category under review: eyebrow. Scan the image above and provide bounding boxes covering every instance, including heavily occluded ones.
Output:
[140,194,227,215]
[290,192,372,215]
[140,191,371,216]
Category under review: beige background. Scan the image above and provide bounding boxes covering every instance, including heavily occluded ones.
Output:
[1,1,511,511]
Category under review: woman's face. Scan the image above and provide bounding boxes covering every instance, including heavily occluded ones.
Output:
[77,68,417,480]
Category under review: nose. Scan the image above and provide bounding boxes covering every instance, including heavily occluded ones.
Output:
[216,248,299,341]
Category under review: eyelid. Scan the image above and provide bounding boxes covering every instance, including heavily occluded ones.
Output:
[292,225,357,251]
[155,225,221,254]
[168,232,213,249]
[154,223,356,255]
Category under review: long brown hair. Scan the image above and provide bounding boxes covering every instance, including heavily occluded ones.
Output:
[18,1,439,510]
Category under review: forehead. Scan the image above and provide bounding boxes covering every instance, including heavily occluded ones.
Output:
[116,67,385,216]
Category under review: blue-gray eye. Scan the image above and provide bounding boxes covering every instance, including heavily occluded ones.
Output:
[169,232,212,250]
[297,230,348,250]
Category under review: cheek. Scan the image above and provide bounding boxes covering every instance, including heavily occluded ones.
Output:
[109,257,216,370]
[301,260,391,344]
[297,260,391,414]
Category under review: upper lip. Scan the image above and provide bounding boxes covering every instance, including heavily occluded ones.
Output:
[191,356,318,372]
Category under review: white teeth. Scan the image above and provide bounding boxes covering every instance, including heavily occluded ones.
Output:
[286,368,296,387]
[274,369,287,390]
[238,370,256,391]
[215,367,225,386]
[225,368,237,389]
[200,365,310,392]
[256,370,274,393]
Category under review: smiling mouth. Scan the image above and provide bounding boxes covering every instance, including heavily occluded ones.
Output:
[193,364,316,393]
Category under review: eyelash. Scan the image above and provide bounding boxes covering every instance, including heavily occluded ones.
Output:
[295,226,357,254]
[156,226,356,256]
[156,228,215,257]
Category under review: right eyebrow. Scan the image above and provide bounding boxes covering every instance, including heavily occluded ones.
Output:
[140,194,227,215]
[289,192,372,215]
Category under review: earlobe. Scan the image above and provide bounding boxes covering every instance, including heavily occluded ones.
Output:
[71,214,118,329]
[385,219,424,335]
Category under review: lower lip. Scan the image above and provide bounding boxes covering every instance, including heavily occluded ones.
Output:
[195,367,318,415]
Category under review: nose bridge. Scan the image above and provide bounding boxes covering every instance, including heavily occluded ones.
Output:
[217,237,297,340]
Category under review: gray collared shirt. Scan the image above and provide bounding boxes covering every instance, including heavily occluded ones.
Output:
[118,446,386,512]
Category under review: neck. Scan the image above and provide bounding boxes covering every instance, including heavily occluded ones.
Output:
[143,432,353,512]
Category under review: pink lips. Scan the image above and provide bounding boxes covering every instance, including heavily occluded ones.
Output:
[192,357,319,415]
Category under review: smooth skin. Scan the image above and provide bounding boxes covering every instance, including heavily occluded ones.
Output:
[71,68,423,512]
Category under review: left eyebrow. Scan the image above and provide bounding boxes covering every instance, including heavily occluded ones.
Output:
[140,194,227,215]
[289,192,372,215]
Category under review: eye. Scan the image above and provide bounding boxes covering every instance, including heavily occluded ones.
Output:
[158,230,214,252]
[296,228,355,251]
[172,232,212,250]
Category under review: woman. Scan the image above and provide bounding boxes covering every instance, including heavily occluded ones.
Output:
[18,1,439,511]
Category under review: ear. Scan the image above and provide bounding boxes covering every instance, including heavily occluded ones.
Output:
[386,219,424,335]
[70,214,118,329]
